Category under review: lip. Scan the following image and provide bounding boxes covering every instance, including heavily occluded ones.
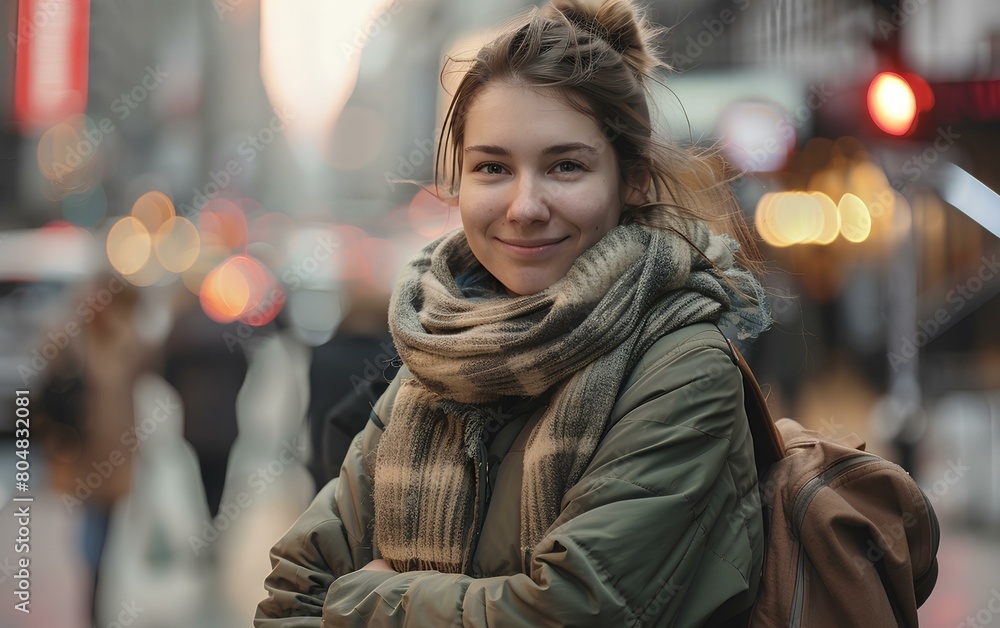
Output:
[495,236,569,258]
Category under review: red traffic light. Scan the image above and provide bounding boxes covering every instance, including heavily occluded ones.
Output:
[866,71,934,136]
[868,72,917,135]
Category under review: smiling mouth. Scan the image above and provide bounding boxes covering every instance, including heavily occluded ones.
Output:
[496,236,569,257]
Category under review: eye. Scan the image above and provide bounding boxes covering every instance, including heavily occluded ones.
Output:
[475,162,508,175]
[553,161,583,174]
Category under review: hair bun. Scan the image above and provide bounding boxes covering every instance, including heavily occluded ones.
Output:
[545,0,661,76]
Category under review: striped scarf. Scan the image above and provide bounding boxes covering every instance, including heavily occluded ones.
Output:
[373,219,769,574]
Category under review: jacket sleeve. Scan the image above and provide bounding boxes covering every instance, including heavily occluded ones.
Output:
[321,339,763,627]
[255,373,402,626]
[253,431,373,626]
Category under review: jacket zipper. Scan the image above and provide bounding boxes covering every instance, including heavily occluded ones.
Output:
[464,396,541,576]
[465,438,491,576]
[788,453,882,627]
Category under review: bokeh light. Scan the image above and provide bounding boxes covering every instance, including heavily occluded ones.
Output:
[36,115,99,193]
[260,0,396,173]
[182,244,231,295]
[199,198,248,251]
[131,191,176,233]
[201,258,253,323]
[154,216,201,273]
[810,192,841,245]
[757,190,870,247]
[360,236,398,289]
[107,217,152,275]
[755,192,788,247]
[407,188,461,239]
[838,193,873,243]
[717,101,795,173]
[868,72,917,136]
[772,192,824,245]
[200,255,282,325]
[123,257,168,287]
[331,225,369,282]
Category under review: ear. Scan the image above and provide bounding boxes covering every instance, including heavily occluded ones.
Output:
[623,167,650,206]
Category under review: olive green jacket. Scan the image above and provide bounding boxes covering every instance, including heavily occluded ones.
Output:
[255,323,763,627]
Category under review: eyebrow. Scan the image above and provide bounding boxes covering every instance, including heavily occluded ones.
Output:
[463,142,599,156]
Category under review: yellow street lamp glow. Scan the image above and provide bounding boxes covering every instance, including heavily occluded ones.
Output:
[107,217,152,275]
[810,192,841,245]
[754,192,790,247]
[838,193,872,242]
[131,190,175,233]
[772,192,824,244]
[155,216,202,273]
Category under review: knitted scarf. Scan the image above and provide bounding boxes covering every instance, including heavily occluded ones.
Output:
[373,219,769,575]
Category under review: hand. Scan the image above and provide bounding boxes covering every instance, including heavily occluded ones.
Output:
[360,559,397,573]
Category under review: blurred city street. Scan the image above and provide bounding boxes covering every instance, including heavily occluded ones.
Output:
[2,0,1000,626]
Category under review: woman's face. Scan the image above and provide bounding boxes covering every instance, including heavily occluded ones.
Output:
[458,84,642,296]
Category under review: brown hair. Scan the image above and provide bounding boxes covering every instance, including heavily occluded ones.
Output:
[436,0,760,270]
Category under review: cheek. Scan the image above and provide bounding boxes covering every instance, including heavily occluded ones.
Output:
[581,191,619,231]
[460,189,501,226]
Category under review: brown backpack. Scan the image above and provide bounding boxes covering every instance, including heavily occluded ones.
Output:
[725,341,940,628]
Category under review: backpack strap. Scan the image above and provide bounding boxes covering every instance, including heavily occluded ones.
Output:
[723,338,786,476]
[718,339,786,628]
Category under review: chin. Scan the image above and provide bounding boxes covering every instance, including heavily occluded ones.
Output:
[499,273,558,297]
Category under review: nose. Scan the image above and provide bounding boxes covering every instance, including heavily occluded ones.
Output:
[506,174,550,224]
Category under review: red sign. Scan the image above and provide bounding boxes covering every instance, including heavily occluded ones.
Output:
[930,80,1000,124]
[13,0,91,129]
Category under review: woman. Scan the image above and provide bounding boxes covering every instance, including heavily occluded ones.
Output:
[255,0,770,625]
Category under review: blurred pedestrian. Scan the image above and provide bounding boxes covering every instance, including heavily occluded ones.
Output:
[38,278,155,626]
[256,0,770,625]
[162,289,249,519]
[306,281,397,488]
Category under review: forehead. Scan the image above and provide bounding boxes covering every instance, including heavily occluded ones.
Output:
[463,84,606,146]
